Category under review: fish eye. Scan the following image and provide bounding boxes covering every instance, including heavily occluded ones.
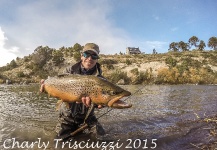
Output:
[102,91,107,95]
[110,91,116,95]
[102,90,116,95]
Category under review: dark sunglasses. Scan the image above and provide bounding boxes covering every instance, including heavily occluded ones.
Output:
[82,52,99,60]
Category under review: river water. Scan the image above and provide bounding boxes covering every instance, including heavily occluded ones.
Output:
[0,84,217,150]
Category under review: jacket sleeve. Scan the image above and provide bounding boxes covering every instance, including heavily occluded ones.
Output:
[65,66,72,74]
[57,66,73,77]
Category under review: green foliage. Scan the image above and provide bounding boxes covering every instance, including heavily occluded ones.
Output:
[169,35,211,52]
[125,69,154,84]
[130,68,139,75]
[0,79,4,84]
[202,52,213,59]
[180,57,202,68]
[105,64,114,70]
[99,59,118,65]
[108,70,131,84]
[176,57,192,74]
[38,71,49,79]
[25,62,34,70]
[16,57,21,61]
[209,54,217,65]
[176,64,189,74]
[67,47,74,57]
[169,42,179,52]
[73,43,82,51]
[32,46,53,68]
[125,59,132,65]
[73,52,81,61]
[165,56,177,68]
[73,43,82,61]
[170,52,182,57]
[0,59,18,71]
[178,41,189,51]
[24,56,30,62]
[132,71,148,84]
[52,50,65,65]
[188,36,199,48]
[198,40,206,51]
[9,60,17,68]
[0,74,6,81]
[0,41,216,84]
[208,36,217,50]
[17,71,25,77]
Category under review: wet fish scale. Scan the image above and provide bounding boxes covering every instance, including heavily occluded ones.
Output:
[43,75,132,108]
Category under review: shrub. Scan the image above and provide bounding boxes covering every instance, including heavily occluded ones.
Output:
[106,64,114,70]
[130,68,139,75]
[156,67,180,84]
[99,59,118,65]
[125,59,132,65]
[132,71,148,84]
[0,79,4,84]
[17,71,25,77]
[165,56,177,68]
[108,70,131,84]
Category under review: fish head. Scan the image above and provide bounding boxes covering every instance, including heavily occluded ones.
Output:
[98,80,132,109]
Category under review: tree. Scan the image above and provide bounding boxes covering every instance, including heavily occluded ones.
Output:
[67,47,74,57]
[188,36,199,49]
[208,36,217,50]
[198,40,206,51]
[73,43,82,61]
[17,71,25,77]
[178,41,189,52]
[52,50,65,65]
[153,48,157,54]
[32,46,53,68]
[169,42,179,52]
[165,56,177,68]
[73,43,82,52]
[9,59,17,69]
[16,57,21,61]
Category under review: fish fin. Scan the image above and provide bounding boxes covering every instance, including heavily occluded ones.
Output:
[56,100,63,111]
[47,94,50,100]
[64,102,70,109]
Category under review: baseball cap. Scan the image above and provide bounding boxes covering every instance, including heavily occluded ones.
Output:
[82,43,100,56]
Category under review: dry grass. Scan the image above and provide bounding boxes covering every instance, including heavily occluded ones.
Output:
[191,114,217,149]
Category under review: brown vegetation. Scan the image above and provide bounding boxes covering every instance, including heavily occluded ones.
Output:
[0,45,217,85]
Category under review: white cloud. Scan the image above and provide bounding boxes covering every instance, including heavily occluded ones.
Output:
[138,40,168,53]
[153,15,160,21]
[2,0,131,57]
[0,27,18,67]
[171,27,178,32]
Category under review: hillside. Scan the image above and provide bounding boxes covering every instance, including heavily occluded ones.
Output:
[0,46,217,85]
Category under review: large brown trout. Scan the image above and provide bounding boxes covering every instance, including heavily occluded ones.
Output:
[43,75,132,108]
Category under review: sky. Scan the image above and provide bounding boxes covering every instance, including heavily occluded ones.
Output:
[0,0,217,67]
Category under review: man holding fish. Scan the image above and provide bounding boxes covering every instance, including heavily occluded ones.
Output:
[40,43,132,140]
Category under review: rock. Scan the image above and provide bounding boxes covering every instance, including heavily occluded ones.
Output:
[117,79,125,85]
[6,79,12,85]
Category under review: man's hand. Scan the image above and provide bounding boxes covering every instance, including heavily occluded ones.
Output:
[40,79,45,93]
[81,96,91,107]
[81,96,102,108]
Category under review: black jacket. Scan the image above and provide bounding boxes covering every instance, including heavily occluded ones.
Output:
[55,61,105,139]
[58,61,103,124]
[65,61,103,76]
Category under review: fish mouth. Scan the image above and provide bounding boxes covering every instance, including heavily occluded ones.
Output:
[107,91,132,109]
[111,100,132,108]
